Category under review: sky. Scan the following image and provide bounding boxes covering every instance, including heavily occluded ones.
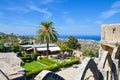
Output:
[0,0,120,36]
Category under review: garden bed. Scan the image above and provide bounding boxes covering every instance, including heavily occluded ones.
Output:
[23,58,79,79]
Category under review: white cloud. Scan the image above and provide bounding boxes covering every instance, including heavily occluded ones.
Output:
[40,0,66,4]
[3,2,52,18]
[6,6,29,13]
[100,1,120,19]
[111,1,120,8]
[101,9,120,19]
[27,5,52,19]
[11,20,37,27]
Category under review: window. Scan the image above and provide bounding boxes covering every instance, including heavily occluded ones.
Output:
[112,28,116,33]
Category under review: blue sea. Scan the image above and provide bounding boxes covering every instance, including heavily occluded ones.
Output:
[58,35,101,41]
[26,35,101,41]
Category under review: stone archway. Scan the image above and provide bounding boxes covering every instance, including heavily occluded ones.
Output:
[34,70,65,80]
[98,51,112,80]
[98,51,118,80]
[75,58,101,80]
[111,47,120,59]
[98,51,112,69]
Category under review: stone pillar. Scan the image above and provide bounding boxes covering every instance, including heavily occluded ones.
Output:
[112,59,119,80]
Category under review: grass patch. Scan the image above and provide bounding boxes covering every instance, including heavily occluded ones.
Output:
[37,58,56,66]
[23,61,46,72]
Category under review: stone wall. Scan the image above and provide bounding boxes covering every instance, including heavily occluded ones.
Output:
[99,24,120,80]
[101,24,120,43]
[100,24,120,56]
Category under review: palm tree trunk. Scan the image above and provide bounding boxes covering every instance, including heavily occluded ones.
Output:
[46,43,49,58]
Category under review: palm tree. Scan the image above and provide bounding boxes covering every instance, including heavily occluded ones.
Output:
[37,21,58,57]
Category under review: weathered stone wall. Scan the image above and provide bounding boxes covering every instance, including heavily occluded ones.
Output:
[101,24,120,43]
[99,24,120,80]
[100,24,120,56]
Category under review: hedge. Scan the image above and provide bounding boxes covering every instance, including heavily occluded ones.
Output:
[26,67,46,79]
[58,59,79,68]
[26,65,59,79]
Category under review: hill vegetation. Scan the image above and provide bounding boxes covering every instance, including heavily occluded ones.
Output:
[0,32,99,57]
[0,32,32,43]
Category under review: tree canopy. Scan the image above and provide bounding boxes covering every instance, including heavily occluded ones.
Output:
[37,21,58,43]
[11,43,23,52]
[66,36,81,50]
[59,44,73,52]
[0,43,4,52]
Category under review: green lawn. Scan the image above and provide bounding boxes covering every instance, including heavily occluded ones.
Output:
[23,58,56,72]
[37,58,56,66]
[23,61,47,71]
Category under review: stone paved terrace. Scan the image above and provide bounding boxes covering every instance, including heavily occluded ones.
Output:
[0,70,9,80]
[56,59,93,80]
[56,64,82,80]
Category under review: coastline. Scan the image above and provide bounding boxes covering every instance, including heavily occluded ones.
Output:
[58,35,101,41]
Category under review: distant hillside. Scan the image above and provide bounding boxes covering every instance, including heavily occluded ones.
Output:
[0,32,33,43]
[0,32,5,35]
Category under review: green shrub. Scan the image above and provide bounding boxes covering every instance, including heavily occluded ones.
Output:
[23,54,31,57]
[21,54,38,62]
[83,49,98,57]
[26,65,59,79]
[26,67,46,79]
[20,57,31,62]
[11,43,23,52]
[58,59,79,68]
[20,54,31,62]
[0,43,4,52]
[46,65,60,72]
[31,54,38,61]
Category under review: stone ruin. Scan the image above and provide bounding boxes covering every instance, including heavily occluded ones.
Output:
[35,70,65,80]
[0,52,25,80]
[34,24,120,80]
